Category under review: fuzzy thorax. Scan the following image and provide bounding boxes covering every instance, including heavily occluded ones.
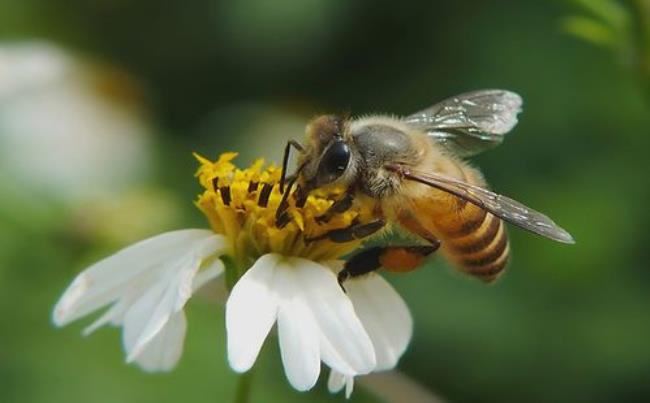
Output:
[195,153,375,269]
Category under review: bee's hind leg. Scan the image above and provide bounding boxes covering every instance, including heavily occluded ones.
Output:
[338,247,385,286]
[338,244,440,290]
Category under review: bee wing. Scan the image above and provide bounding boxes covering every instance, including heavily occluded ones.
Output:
[387,164,575,244]
[404,89,523,157]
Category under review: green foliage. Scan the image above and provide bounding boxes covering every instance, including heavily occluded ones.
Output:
[564,0,650,97]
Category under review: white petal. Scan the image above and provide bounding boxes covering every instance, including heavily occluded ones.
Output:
[123,235,220,361]
[328,370,355,399]
[82,295,133,336]
[345,376,354,399]
[52,229,226,326]
[286,257,376,376]
[345,273,412,370]
[192,259,224,292]
[328,370,346,393]
[131,310,187,372]
[226,254,281,373]
[122,256,195,362]
[277,288,321,391]
[84,254,224,337]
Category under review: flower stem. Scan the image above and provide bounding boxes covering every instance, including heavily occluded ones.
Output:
[222,254,241,291]
[233,369,255,403]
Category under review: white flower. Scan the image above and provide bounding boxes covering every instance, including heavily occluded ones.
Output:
[327,272,413,398]
[53,155,416,397]
[52,229,229,371]
[226,254,377,391]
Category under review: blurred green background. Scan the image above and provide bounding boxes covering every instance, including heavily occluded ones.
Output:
[1,1,649,402]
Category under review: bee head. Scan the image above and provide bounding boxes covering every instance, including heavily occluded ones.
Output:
[299,114,354,190]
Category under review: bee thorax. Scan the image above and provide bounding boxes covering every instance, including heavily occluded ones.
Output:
[352,122,418,198]
[357,168,402,198]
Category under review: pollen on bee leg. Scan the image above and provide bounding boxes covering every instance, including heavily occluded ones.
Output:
[380,246,437,273]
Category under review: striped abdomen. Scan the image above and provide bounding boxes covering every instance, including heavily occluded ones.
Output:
[436,203,509,282]
[407,171,510,282]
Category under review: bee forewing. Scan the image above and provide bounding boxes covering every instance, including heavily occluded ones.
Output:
[404,89,523,157]
[388,165,575,244]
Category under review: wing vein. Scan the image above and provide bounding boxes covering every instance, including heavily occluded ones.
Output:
[386,164,575,244]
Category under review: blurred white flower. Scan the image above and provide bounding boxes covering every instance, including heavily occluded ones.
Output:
[0,41,151,203]
[53,229,229,371]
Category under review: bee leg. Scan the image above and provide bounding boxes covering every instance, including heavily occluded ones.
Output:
[292,184,309,208]
[378,245,440,273]
[275,180,313,228]
[315,191,355,224]
[275,175,298,228]
[338,246,384,287]
[307,219,385,243]
[338,245,439,289]
[280,139,304,193]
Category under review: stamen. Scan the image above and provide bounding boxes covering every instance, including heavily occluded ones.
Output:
[258,183,274,207]
[219,186,232,206]
[195,152,373,261]
[276,211,291,229]
[293,185,308,208]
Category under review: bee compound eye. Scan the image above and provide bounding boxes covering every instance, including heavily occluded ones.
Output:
[318,140,350,183]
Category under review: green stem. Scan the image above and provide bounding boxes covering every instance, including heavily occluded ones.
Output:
[223,254,256,403]
[222,254,242,291]
[233,369,255,403]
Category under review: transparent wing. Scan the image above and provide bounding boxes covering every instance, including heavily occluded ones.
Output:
[404,89,523,157]
[386,164,575,244]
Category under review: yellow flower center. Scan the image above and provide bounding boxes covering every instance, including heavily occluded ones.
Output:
[195,152,374,269]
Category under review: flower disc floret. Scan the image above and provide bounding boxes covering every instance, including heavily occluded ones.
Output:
[195,152,374,268]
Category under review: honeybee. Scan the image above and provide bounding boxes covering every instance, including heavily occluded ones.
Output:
[276,90,574,284]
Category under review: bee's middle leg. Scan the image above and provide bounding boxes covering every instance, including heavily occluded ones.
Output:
[306,219,386,243]
[315,191,355,224]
